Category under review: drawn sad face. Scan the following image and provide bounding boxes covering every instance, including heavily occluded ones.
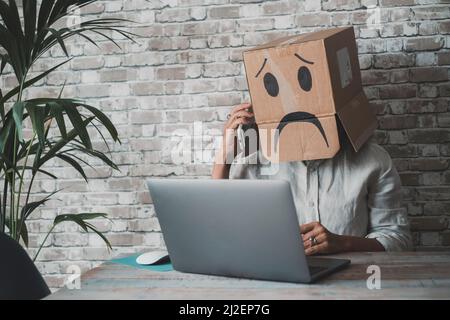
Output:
[254,52,330,152]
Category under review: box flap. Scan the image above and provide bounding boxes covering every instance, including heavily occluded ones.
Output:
[336,92,378,152]
[244,27,352,52]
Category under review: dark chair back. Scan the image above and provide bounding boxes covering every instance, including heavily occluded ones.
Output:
[0,232,50,300]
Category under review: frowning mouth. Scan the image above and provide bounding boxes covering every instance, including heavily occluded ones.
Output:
[274,111,329,152]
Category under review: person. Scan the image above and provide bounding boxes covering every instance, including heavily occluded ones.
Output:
[212,102,412,255]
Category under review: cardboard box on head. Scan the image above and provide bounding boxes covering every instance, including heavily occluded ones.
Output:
[243,27,378,162]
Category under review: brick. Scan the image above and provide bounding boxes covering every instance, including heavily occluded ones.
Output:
[236,18,274,32]
[438,115,450,128]
[156,66,186,80]
[413,7,450,21]
[388,130,408,144]
[72,57,104,70]
[405,37,444,51]
[148,37,190,51]
[411,217,448,232]
[358,39,387,53]
[130,110,164,124]
[380,0,414,6]
[208,34,243,48]
[361,70,390,85]
[405,99,448,113]
[418,144,440,157]
[384,144,417,158]
[424,202,450,216]
[331,12,350,26]
[421,232,441,246]
[417,114,437,128]
[379,84,417,99]
[419,22,439,36]
[208,6,240,19]
[410,159,449,171]
[440,21,450,34]
[408,129,450,144]
[373,53,415,69]
[304,0,321,11]
[389,7,411,21]
[379,115,418,129]
[322,0,361,10]
[76,84,110,98]
[296,13,331,27]
[191,7,207,20]
[203,62,241,78]
[400,172,421,186]
[415,52,436,66]
[131,82,165,96]
[99,69,130,82]
[182,21,218,35]
[380,23,417,38]
[442,233,450,246]
[439,83,450,96]
[262,1,298,15]
[410,67,448,83]
[390,69,409,83]
[419,84,439,98]
[358,55,373,69]
[416,187,450,201]
[155,8,190,22]
[437,52,450,65]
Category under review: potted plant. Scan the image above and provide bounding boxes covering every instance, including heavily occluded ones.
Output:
[0,0,134,264]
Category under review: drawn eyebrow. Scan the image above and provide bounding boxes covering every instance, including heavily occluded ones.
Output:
[255,58,268,78]
[294,53,314,65]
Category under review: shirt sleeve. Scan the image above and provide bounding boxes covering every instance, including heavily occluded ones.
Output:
[365,146,413,251]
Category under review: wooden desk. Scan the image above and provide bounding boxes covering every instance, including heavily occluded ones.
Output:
[48,252,450,300]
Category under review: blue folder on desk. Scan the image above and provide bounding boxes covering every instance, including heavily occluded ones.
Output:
[110,254,174,272]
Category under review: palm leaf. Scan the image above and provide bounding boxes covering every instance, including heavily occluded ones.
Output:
[37,0,54,32]
[69,141,118,170]
[20,190,60,222]
[0,114,13,152]
[0,88,5,123]
[56,153,88,181]
[12,101,26,142]
[36,116,95,168]
[0,53,8,74]
[0,59,70,105]
[15,166,57,179]
[50,102,68,139]
[53,213,112,250]
[23,0,37,65]
[79,103,120,143]
[45,27,69,57]
[26,102,48,147]
[0,1,24,40]
[63,103,92,150]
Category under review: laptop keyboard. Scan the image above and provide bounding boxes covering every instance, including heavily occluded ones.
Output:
[308,265,328,275]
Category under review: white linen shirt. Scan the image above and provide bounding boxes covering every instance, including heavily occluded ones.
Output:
[229,141,413,251]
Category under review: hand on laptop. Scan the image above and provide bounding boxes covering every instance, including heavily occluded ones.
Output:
[301,221,346,255]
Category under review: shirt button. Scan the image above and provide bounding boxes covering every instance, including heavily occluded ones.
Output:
[309,201,315,207]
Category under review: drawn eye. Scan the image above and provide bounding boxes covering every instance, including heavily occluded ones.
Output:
[263,72,279,97]
[298,66,312,92]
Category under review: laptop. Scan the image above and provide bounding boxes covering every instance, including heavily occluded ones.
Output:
[147,179,350,283]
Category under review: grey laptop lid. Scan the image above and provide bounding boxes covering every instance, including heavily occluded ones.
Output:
[147,179,312,283]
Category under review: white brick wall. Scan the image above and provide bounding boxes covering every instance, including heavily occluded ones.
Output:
[2,0,449,290]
